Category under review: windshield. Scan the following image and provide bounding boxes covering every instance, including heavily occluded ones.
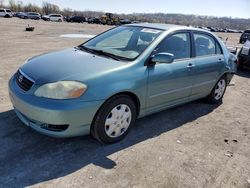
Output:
[80,26,163,61]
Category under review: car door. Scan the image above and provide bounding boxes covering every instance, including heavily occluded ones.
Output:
[50,15,55,21]
[146,32,195,113]
[0,9,5,17]
[190,32,225,100]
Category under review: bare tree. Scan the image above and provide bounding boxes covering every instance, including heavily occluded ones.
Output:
[0,0,4,7]
[9,0,18,11]
[42,1,60,14]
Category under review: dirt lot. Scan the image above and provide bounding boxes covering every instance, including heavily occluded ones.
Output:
[0,18,250,188]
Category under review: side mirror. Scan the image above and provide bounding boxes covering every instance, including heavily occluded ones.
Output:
[150,53,174,64]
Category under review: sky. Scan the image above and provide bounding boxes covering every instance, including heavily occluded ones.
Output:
[3,0,250,19]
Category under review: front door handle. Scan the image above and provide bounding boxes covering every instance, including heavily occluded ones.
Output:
[187,63,195,69]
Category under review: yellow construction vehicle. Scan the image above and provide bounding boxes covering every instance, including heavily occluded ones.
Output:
[100,13,120,25]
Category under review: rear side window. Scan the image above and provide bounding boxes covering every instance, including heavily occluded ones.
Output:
[194,33,216,56]
[156,33,191,60]
[0,10,5,12]
[216,42,223,54]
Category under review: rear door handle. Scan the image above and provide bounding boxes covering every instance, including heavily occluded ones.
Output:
[218,58,223,62]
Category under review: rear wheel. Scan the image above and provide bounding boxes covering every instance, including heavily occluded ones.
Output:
[91,95,137,144]
[206,76,227,104]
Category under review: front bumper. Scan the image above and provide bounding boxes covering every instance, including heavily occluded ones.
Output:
[8,76,104,138]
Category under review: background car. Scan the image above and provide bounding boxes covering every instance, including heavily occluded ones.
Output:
[87,17,101,24]
[120,19,132,25]
[26,12,41,20]
[238,40,250,69]
[67,16,86,23]
[239,30,250,44]
[0,8,13,18]
[14,12,28,19]
[42,14,63,22]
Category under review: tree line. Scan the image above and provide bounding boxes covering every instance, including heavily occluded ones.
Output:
[1,0,249,30]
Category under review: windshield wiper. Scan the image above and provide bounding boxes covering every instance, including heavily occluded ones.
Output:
[90,49,122,61]
[76,46,96,54]
[77,46,128,61]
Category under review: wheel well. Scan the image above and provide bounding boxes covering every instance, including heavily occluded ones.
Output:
[111,92,141,117]
[223,72,234,85]
[90,91,141,134]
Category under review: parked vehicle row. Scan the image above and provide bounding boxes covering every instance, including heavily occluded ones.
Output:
[13,11,64,22]
[196,26,243,33]
[2,9,135,25]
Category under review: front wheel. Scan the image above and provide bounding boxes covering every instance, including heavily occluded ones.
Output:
[206,76,227,104]
[91,95,137,144]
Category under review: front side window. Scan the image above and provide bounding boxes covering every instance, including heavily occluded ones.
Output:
[82,26,163,60]
[194,33,216,57]
[155,33,191,60]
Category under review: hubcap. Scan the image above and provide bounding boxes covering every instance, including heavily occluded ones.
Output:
[105,104,132,138]
[214,79,226,100]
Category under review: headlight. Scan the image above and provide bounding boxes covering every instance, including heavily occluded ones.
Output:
[34,81,87,99]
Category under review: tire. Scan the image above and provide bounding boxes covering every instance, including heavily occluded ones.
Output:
[91,95,137,144]
[4,14,10,18]
[206,76,227,104]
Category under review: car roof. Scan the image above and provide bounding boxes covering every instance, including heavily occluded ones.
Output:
[0,8,10,10]
[127,23,210,33]
[127,23,190,30]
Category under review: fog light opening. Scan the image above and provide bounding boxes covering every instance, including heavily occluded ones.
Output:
[40,124,69,132]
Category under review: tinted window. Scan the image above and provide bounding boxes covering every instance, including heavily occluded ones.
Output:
[6,10,11,12]
[156,33,191,60]
[0,10,5,12]
[194,33,216,56]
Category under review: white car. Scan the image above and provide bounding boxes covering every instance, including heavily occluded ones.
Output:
[43,14,63,22]
[0,8,13,18]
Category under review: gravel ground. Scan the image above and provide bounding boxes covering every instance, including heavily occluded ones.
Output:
[0,18,249,188]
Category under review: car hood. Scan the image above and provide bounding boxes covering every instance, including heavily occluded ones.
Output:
[20,48,127,85]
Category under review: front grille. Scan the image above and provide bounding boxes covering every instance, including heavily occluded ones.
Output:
[15,70,34,91]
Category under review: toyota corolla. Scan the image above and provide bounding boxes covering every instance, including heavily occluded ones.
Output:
[9,23,237,143]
